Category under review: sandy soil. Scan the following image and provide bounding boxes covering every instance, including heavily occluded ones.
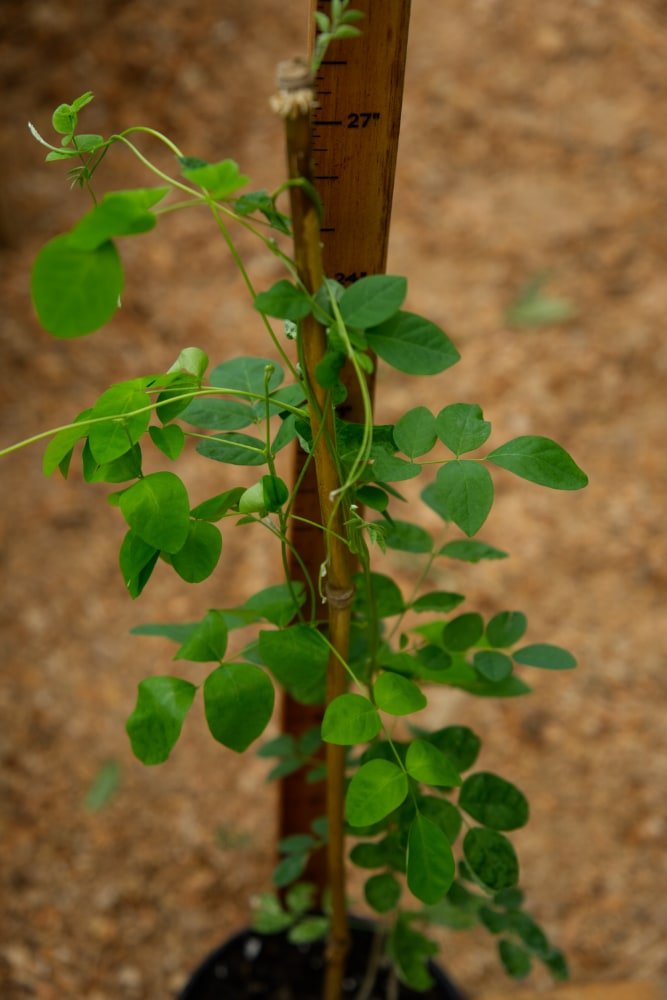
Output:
[1,2,666,997]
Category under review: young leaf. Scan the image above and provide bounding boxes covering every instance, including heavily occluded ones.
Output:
[69,188,169,250]
[32,235,123,338]
[436,403,491,456]
[42,410,92,476]
[374,672,427,716]
[338,274,406,328]
[393,406,437,459]
[191,487,245,522]
[364,873,402,914]
[486,611,527,648]
[238,475,289,515]
[463,828,519,891]
[406,739,462,788]
[459,773,529,831]
[170,520,222,583]
[435,461,494,537]
[513,643,577,670]
[179,157,250,198]
[366,311,460,375]
[119,530,159,599]
[407,813,456,904]
[288,916,329,944]
[487,436,588,490]
[126,676,197,765]
[88,382,151,465]
[175,610,228,662]
[119,472,190,553]
[439,539,508,562]
[203,662,274,752]
[254,280,312,321]
[346,760,409,827]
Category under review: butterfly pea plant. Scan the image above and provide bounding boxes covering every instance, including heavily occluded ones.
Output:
[5,10,587,996]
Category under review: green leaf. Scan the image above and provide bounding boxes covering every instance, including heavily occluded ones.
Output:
[459,772,529,831]
[84,759,121,812]
[69,188,169,250]
[42,410,92,476]
[149,424,184,460]
[179,398,255,431]
[366,311,460,375]
[436,461,494,537]
[52,101,78,135]
[32,235,123,338]
[443,613,484,651]
[505,274,577,328]
[463,828,519,891]
[353,572,404,618]
[346,760,409,827]
[180,157,249,198]
[126,676,197,765]
[355,484,389,512]
[486,611,528,648]
[119,530,159,598]
[167,346,209,381]
[258,625,328,705]
[191,487,245,522]
[369,453,420,483]
[474,650,514,683]
[175,610,228,662]
[407,813,456,904]
[273,852,308,889]
[210,356,283,396]
[425,726,482,772]
[436,403,491,456]
[288,916,329,944]
[170,520,222,583]
[388,915,437,992]
[411,591,464,614]
[487,435,588,490]
[542,948,569,981]
[238,475,289,515]
[417,796,462,844]
[498,939,532,979]
[119,472,190,553]
[406,740,462,787]
[338,275,406,328]
[233,189,291,235]
[439,539,508,562]
[393,407,437,459]
[196,432,267,466]
[374,672,427,716]
[375,519,432,553]
[513,643,577,670]
[241,583,305,627]
[251,893,293,934]
[364,872,402,913]
[322,694,381,745]
[131,622,199,644]
[203,663,274,752]
[87,382,151,464]
[254,280,312,321]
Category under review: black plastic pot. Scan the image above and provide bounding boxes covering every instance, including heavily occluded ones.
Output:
[180,919,466,999]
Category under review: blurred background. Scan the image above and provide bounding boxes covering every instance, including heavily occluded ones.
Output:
[1,1,665,997]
